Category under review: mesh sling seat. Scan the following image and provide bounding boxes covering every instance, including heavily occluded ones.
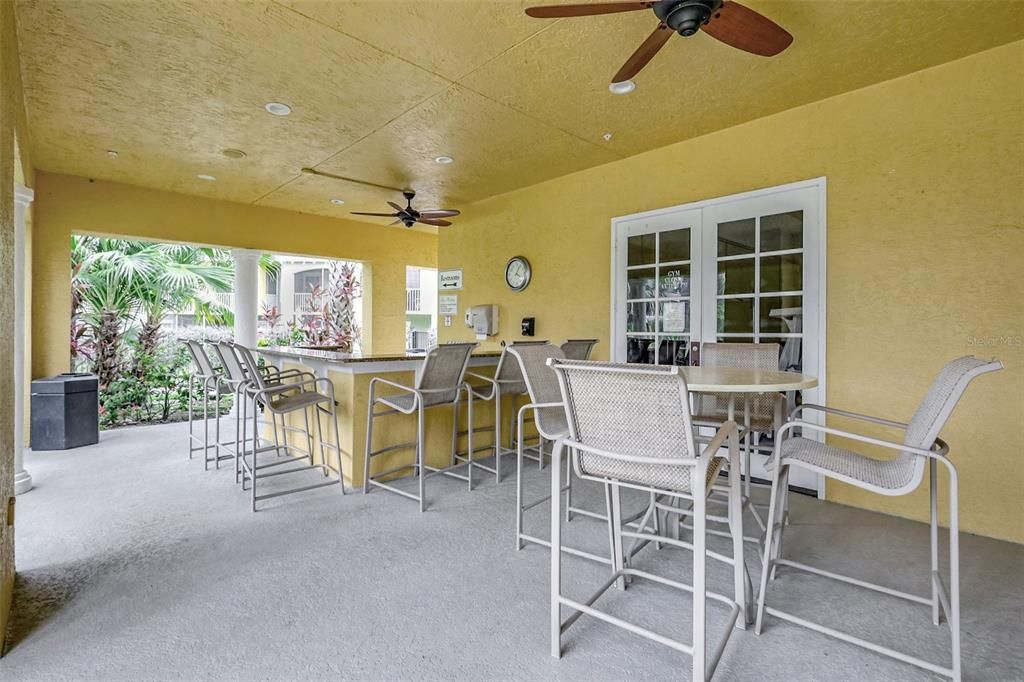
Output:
[559,338,599,361]
[363,342,477,512]
[690,342,788,545]
[547,359,749,681]
[233,343,347,511]
[183,340,230,468]
[461,341,550,483]
[755,356,1003,682]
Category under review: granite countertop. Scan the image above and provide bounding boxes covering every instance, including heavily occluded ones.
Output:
[259,345,502,364]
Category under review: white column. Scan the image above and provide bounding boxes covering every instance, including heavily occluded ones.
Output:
[14,184,35,495]
[232,249,260,347]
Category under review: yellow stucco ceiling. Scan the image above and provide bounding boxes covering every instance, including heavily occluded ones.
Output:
[14,0,1024,225]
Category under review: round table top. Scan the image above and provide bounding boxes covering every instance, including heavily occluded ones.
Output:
[680,366,818,393]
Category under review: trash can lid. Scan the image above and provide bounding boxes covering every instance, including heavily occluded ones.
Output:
[31,373,99,394]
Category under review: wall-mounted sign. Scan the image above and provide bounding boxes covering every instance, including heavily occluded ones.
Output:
[439,294,458,315]
[439,269,463,290]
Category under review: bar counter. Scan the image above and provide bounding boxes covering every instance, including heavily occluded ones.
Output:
[256,346,514,493]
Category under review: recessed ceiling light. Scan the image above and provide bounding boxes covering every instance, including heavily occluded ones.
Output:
[434,155,454,165]
[330,198,345,205]
[106,149,119,159]
[602,132,613,142]
[265,102,292,116]
[609,80,636,95]
[222,148,246,159]
[196,174,217,181]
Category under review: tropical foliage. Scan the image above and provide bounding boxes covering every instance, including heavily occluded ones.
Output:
[69,236,361,429]
[70,236,238,388]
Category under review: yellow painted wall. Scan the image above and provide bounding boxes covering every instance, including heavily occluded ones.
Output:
[439,41,1024,543]
[31,172,437,378]
[0,0,35,653]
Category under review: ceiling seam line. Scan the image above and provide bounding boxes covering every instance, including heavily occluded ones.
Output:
[449,19,564,83]
[251,173,304,205]
[270,0,456,85]
[255,83,460,205]
[458,83,627,159]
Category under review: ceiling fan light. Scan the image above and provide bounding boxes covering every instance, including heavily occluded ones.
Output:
[609,80,636,95]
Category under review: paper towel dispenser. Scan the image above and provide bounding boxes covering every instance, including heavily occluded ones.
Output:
[465,304,499,337]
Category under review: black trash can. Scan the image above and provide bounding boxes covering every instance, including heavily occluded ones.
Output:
[31,373,100,450]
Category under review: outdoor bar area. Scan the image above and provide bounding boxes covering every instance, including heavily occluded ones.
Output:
[3,2,1022,681]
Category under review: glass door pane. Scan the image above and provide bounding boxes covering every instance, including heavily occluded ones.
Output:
[617,213,701,365]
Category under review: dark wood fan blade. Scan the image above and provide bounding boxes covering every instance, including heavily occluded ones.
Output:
[701,1,792,57]
[350,211,399,217]
[418,210,461,218]
[417,218,452,227]
[526,2,651,19]
[387,201,405,212]
[612,23,673,83]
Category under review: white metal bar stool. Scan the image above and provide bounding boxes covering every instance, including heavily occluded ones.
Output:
[207,341,308,483]
[233,343,347,511]
[183,340,232,469]
[461,340,550,483]
[755,355,1003,682]
[363,342,477,512]
[548,359,747,681]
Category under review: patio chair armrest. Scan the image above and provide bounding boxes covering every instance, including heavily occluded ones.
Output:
[791,403,908,430]
[777,420,949,462]
[702,420,740,461]
[561,437,704,469]
[464,372,498,400]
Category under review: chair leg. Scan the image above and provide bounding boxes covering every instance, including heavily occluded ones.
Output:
[515,407,526,550]
[565,454,574,523]
[692,483,708,681]
[755,462,786,634]
[417,404,426,513]
[948,463,962,682]
[466,391,474,492]
[330,403,346,493]
[450,400,459,468]
[770,467,791,581]
[187,375,195,459]
[363,402,375,494]
[729,443,749,628]
[550,439,564,660]
[494,393,502,484]
[930,458,940,626]
[303,407,315,467]
[606,482,626,590]
[202,378,210,471]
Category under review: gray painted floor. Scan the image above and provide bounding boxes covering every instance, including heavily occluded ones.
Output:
[4,421,1023,681]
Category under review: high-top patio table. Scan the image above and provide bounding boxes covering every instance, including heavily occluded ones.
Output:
[659,365,819,550]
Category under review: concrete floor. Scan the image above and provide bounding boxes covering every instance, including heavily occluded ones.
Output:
[4,421,1023,681]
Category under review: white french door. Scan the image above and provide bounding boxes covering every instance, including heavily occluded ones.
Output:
[612,179,827,494]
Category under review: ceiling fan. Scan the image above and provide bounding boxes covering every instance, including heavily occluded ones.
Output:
[524,0,792,83]
[350,190,461,228]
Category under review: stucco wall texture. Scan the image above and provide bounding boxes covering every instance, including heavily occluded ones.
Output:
[1,0,35,651]
[439,41,1024,543]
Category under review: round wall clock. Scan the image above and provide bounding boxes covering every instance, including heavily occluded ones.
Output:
[504,256,532,292]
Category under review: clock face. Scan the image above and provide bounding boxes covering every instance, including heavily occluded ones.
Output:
[505,256,531,292]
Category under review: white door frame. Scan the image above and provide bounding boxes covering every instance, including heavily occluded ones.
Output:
[610,177,828,497]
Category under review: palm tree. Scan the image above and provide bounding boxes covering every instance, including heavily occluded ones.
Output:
[71,237,237,387]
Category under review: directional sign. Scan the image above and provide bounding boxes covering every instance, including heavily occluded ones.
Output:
[439,269,463,290]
